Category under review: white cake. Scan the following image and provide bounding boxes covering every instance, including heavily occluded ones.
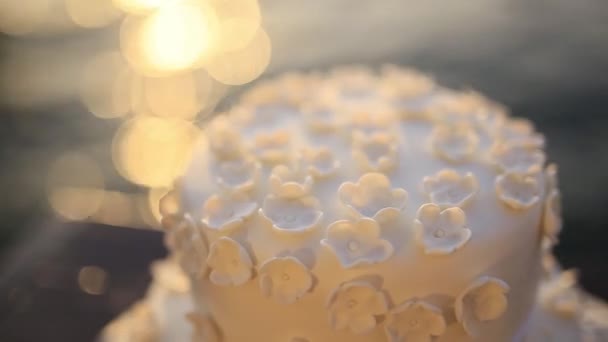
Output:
[101,65,608,342]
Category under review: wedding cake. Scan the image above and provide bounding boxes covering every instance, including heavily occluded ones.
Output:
[101,65,608,342]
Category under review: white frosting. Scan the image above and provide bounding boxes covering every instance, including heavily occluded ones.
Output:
[156,66,557,342]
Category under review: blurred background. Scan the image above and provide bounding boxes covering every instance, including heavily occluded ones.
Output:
[0,0,607,341]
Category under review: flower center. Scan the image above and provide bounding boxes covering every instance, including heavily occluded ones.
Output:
[433,229,445,238]
[347,240,360,252]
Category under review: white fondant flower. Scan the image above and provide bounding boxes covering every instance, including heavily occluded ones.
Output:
[498,118,545,147]
[258,256,313,304]
[432,91,489,126]
[495,173,540,210]
[151,259,190,293]
[321,218,394,268]
[301,102,341,133]
[455,276,510,337]
[543,164,562,243]
[422,169,479,208]
[214,157,261,192]
[187,311,220,342]
[252,130,291,164]
[206,236,253,286]
[491,142,545,175]
[259,194,323,234]
[240,80,283,106]
[352,133,398,172]
[414,203,472,255]
[338,173,408,223]
[200,192,258,232]
[385,299,447,342]
[207,117,246,159]
[301,147,340,179]
[348,111,396,137]
[326,281,388,334]
[159,188,181,218]
[327,65,377,101]
[275,71,322,105]
[390,93,438,120]
[430,123,479,163]
[165,216,209,278]
[380,64,436,99]
[269,164,314,199]
[541,270,581,319]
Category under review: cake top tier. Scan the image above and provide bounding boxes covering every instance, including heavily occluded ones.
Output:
[160,65,561,342]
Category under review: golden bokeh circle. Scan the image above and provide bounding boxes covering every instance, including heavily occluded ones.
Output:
[205,27,271,85]
[112,116,200,187]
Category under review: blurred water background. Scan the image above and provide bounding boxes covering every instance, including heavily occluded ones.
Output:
[0,0,607,340]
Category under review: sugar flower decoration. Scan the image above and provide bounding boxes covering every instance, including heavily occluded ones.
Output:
[491,142,545,175]
[455,276,510,337]
[258,256,313,304]
[269,164,314,199]
[326,281,388,334]
[414,203,472,255]
[380,64,436,99]
[159,188,181,218]
[213,157,261,192]
[495,173,540,210]
[497,118,545,148]
[543,164,562,243]
[431,91,489,126]
[201,192,258,232]
[187,312,220,342]
[327,65,377,101]
[385,299,446,342]
[321,218,394,268]
[151,259,190,293]
[206,237,253,286]
[207,117,246,160]
[348,111,396,137]
[259,194,323,234]
[540,270,581,319]
[430,123,479,163]
[338,173,408,223]
[422,169,479,208]
[165,216,209,278]
[301,147,340,179]
[301,102,341,133]
[252,130,291,164]
[352,133,399,172]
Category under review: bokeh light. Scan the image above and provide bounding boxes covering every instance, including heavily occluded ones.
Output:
[131,70,214,120]
[46,152,105,221]
[112,116,200,187]
[112,0,166,16]
[90,190,137,227]
[78,266,108,295]
[80,51,133,119]
[146,187,169,225]
[65,0,123,28]
[120,1,218,76]
[210,0,261,53]
[206,27,271,85]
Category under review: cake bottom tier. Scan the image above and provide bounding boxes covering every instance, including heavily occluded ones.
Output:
[100,274,608,342]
